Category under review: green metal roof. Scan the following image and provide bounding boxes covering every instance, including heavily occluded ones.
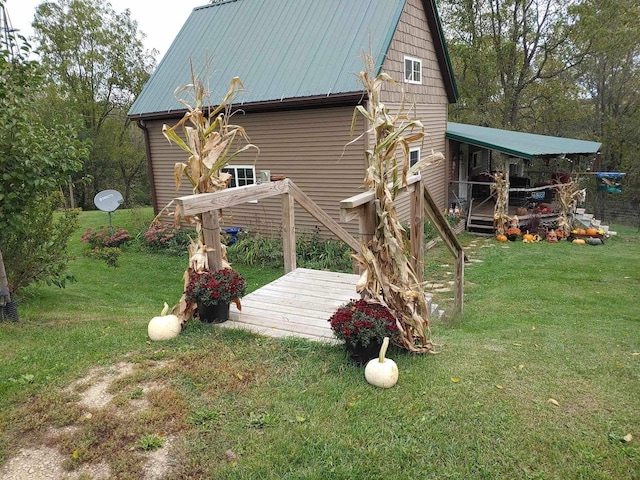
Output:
[129,0,407,117]
[129,0,458,118]
[446,122,601,160]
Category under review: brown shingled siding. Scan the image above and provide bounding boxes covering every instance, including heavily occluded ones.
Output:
[145,106,367,239]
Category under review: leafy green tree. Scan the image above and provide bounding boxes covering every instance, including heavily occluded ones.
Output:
[0,7,88,294]
[441,0,583,131]
[570,0,640,195]
[32,0,156,208]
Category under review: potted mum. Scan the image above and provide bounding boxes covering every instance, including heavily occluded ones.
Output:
[185,268,247,323]
[328,299,400,365]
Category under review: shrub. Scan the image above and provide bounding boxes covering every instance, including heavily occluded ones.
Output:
[0,193,80,294]
[81,226,131,248]
[141,222,191,254]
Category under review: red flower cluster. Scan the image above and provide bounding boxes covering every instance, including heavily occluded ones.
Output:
[328,299,399,348]
[185,268,247,307]
[142,222,176,248]
[81,226,130,248]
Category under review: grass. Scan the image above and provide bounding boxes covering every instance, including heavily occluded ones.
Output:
[0,210,639,479]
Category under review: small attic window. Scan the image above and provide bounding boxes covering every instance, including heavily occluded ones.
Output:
[404,56,422,84]
[409,147,420,168]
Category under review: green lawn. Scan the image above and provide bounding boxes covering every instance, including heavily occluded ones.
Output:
[0,210,638,479]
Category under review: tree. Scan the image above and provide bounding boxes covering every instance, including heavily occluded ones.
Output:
[0,4,88,295]
[570,0,640,193]
[441,0,583,132]
[32,0,156,208]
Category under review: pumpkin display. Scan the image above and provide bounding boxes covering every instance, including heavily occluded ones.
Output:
[148,303,182,341]
[572,238,586,245]
[496,234,508,242]
[364,337,398,388]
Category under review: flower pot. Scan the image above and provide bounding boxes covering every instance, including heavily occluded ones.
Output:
[197,302,230,324]
[345,340,383,366]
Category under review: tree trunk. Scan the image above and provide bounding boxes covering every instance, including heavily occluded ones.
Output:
[0,247,10,300]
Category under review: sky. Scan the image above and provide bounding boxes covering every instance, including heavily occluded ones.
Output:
[4,0,209,61]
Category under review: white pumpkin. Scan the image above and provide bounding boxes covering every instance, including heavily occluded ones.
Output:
[364,337,398,388]
[148,303,181,341]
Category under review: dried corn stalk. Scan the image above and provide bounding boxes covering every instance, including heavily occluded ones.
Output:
[555,180,581,237]
[491,171,509,235]
[350,56,443,354]
[161,65,258,323]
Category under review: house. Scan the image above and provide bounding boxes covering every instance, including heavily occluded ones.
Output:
[128,0,457,238]
[445,122,602,231]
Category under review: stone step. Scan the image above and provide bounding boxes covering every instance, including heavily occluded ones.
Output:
[591,219,601,227]
[575,208,586,215]
[581,213,594,220]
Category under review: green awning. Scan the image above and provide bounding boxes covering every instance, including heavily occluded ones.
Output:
[446,122,601,160]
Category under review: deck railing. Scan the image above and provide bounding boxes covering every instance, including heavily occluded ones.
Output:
[175,176,465,315]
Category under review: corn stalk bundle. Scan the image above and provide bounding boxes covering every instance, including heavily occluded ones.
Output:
[350,58,443,354]
[160,66,258,322]
[491,171,509,235]
[555,180,581,237]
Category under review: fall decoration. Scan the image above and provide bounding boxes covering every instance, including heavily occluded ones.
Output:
[347,55,443,354]
[328,299,400,350]
[364,337,399,388]
[496,234,508,242]
[491,171,509,235]
[159,67,258,323]
[572,238,586,245]
[148,303,181,341]
[555,180,582,237]
[185,268,246,308]
[546,229,558,243]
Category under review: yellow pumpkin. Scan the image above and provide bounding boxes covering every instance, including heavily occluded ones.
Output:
[572,238,586,245]
[523,232,534,242]
[496,234,508,242]
[577,228,586,235]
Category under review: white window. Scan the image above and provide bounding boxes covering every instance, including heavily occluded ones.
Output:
[404,56,422,84]
[409,147,420,168]
[221,166,255,188]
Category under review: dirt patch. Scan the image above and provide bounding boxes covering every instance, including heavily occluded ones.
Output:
[0,361,177,480]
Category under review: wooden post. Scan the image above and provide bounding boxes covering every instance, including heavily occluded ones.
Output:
[454,252,464,314]
[282,192,296,273]
[201,210,224,271]
[410,179,424,284]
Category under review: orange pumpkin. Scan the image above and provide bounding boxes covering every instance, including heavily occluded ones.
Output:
[577,228,587,235]
[586,228,598,236]
[506,226,521,236]
[496,234,508,242]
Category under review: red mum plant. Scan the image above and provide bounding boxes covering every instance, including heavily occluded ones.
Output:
[328,299,400,348]
[185,268,247,307]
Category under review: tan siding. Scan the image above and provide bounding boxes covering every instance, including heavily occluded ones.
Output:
[381,0,449,106]
[146,107,367,239]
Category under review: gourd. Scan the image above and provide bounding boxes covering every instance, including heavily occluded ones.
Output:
[496,234,508,242]
[572,238,586,245]
[586,237,603,245]
[364,337,398,388]
[148,303,181,341]
[522,231,534,243]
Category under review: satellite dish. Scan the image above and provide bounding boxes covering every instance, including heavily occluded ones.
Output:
[94,190,124,230]
[94,190,124,212]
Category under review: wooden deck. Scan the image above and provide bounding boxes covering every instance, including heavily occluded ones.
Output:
[217,268,361,343]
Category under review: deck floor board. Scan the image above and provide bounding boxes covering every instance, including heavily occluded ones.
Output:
[220,268,360,343]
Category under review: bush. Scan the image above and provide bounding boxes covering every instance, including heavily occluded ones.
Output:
[227,229,353,272]
[141,222,191,254]
[81,226,131,248]
[0,193,80,294]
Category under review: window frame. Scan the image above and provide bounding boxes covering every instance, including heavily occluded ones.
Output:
[409,147,421,168]
[404,56,422,84]
[221,165,256,189]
